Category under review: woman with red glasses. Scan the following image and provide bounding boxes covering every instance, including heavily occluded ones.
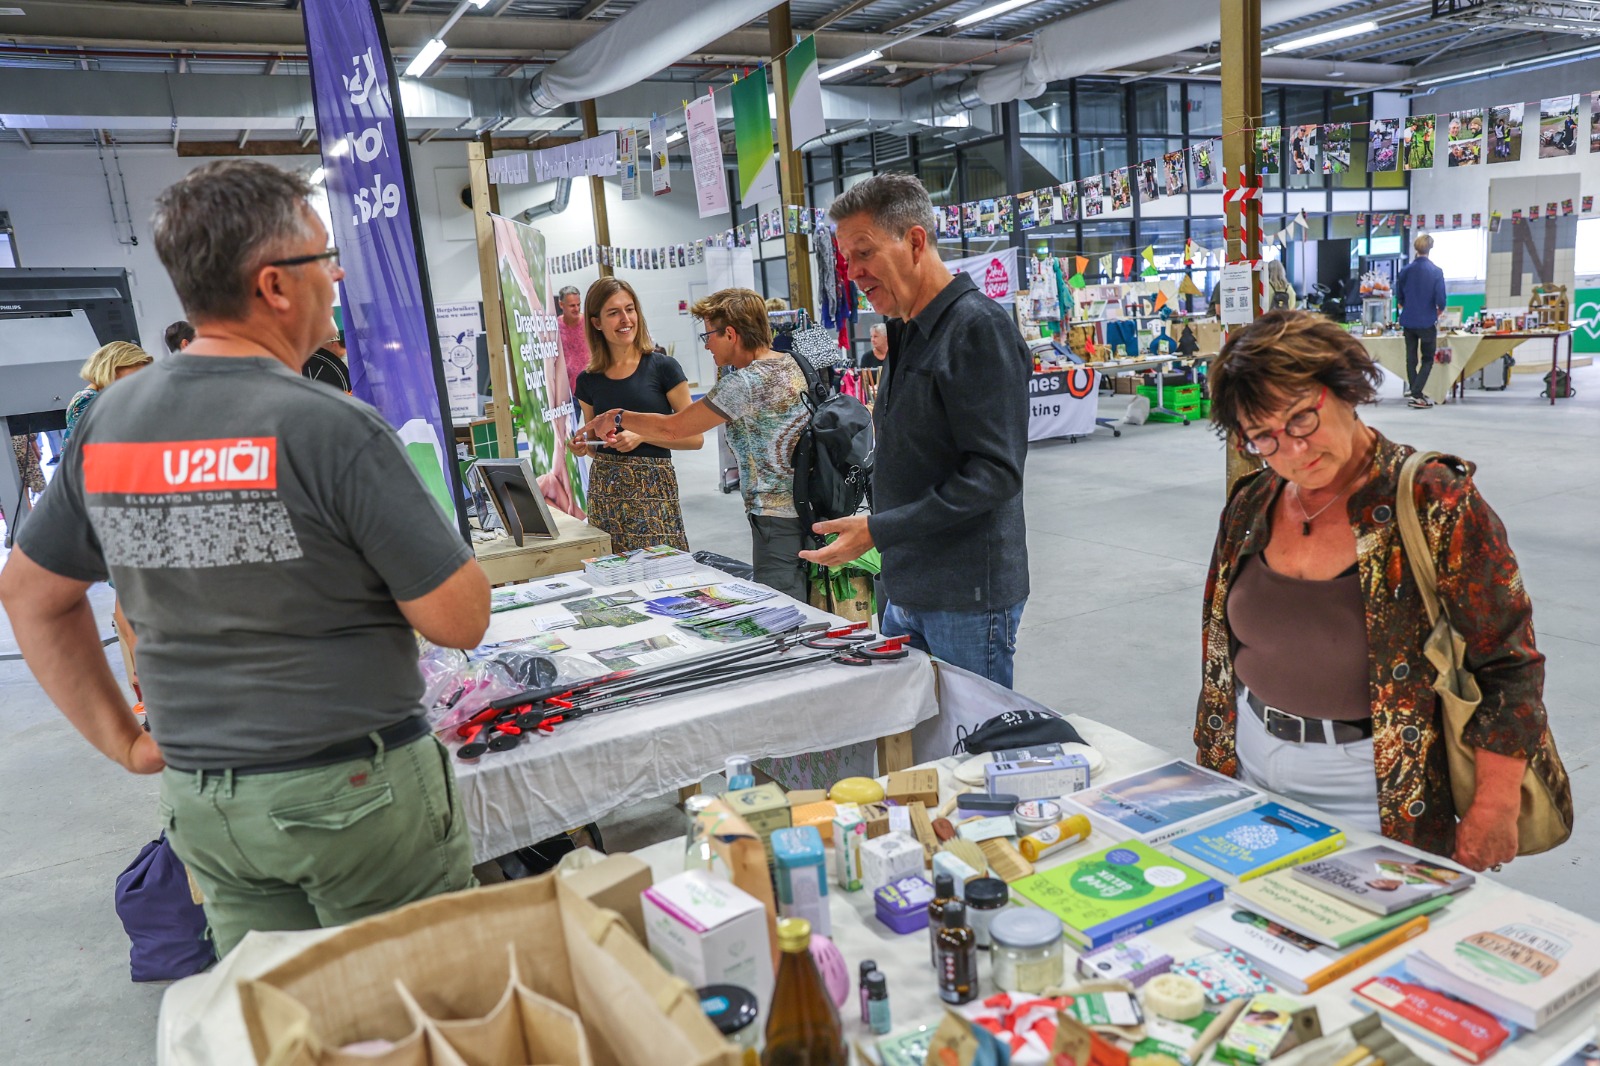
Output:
[1194,311,1569,871]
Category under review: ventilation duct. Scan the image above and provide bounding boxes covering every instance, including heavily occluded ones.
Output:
[935,0,1352,114]
[516,177,573,223]
[525,0,779,117]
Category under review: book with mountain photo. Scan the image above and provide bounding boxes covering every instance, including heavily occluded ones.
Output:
[1064,759,1266,845]
[1290,845,1474,915]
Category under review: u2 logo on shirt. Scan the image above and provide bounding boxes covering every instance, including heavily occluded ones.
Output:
[83,437,280,495]
[164,440,273,485]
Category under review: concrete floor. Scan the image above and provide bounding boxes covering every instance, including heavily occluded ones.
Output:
[1,363,1595,1063]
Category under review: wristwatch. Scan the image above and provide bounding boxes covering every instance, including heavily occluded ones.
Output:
[614,411,624,434]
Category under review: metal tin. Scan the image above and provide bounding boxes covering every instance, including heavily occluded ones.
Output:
[1012,799,1063,834]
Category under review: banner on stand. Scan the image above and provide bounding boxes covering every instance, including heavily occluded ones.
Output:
[649,114,671,196]
[731,70,780,207]
[948,247,1019,304]
[301,0,463,530]
[786,35,826,149]
[686,94,729,219]
[489,214,586,520]
[1028,368,1100,442]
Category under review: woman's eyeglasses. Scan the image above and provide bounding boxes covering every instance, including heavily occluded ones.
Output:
[1241,386,1326,457]
[698,326,728,344]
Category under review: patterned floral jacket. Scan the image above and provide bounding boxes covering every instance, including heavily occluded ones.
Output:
[1193,430,1571,856]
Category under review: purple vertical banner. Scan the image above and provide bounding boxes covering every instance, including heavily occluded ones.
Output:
[301,0,466,534]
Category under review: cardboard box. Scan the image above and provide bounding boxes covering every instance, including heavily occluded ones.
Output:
[790,800,838,843]
[725,783,791,860]
[560,852,653,943]
[861,802,891,840]
[985,753,1092,800]
[786,789,828,808]
[642,871,774,1013]
[885,769,940,808]
[861,833,924,895]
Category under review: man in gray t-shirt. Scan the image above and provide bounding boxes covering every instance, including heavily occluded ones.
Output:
[0,160,489,956]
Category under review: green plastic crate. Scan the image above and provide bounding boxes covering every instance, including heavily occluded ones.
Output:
[1136,383,1202,405]
[1148,401,1203,424]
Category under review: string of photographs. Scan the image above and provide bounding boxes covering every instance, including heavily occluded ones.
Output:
[1254,93,1595,173]
[548,205,832,274]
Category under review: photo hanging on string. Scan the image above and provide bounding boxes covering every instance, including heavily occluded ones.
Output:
[1447,109,1484,167]
[1163,150,1188,196]
[1539,95,1580,158]
[1404,115,1436,170]
[1080,175,1104,218]
[1367,119,1400,172]
[1254,127,1281,175]
[1058,181,1078,222]
[1321,124,1351,174]
[1290,124,1319,176]
[1192,140,1220,188]
[1488,103,1524,163]
[1591,92,1600,153]
[1135,159,1160,204]
[1108,168,1132,212]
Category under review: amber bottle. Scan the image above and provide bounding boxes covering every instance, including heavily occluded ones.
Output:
[761,918,845,1066]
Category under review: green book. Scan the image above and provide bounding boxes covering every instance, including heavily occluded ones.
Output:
[1012,839,1223,949]
[1227,867,1452,949]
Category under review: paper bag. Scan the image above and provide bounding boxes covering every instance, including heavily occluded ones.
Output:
[238,874,737,1066]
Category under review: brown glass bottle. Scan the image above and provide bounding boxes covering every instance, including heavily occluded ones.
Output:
[935,900,978,1005]
[928,872,957,968]
[761,918,845,1066]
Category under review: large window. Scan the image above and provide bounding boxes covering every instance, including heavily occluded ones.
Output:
[1577,218,1600,278]
[1427,229,1487,281]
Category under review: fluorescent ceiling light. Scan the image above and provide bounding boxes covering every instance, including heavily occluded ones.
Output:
[667,130,684,144]
[1265,20,1378,54]
[819,50,882,81]
[1415,42,1600,86]
[0,7,27,15]
[403,38,447,78]
[469,0,492,6]
[310,166,326,185]
[954,0,1038,27]
[1190,61,1221,73]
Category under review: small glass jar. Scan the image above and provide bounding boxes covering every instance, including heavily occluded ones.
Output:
[989,908,1065,994]
[963,877,1008,950]
[698,983,760,1059]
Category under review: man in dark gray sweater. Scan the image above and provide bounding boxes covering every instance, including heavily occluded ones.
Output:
[802,174,1030,687]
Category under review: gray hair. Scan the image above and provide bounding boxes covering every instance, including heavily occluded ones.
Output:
[827,173,937,240]
[152,160,317,323]
[870,323,888,337]
[557,285,582,301]
[1266,260,1289,290]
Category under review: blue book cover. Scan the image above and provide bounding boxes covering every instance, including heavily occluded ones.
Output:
[1171,802,1345,881]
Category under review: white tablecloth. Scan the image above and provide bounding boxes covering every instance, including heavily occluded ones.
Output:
[456,565,939,863]
[1360,334,1527,403]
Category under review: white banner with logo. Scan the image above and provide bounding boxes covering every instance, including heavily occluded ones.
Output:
[1027,366,1099,441]
[948,247,1019,305]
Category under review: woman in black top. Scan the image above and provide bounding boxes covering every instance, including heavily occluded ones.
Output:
[572,277,702,552]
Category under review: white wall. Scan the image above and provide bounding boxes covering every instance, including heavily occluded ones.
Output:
[0,140,787,387]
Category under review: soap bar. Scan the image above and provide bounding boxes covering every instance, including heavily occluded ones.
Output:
[860,833,923,894]
[830,777,885,805]
[885,768,940,807]
[790,800,838,843]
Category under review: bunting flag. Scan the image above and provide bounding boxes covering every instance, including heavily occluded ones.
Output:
[1177,272,1204,297]
[731,70,779,207]
[785,35,826,148]
[1075,255,1089,275]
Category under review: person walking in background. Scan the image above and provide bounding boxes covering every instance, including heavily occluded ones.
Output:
[572,277,702,553]
[581,288,810,599]
[1396,234,1448,409]
[164,320,195,354]
[63,341,153,447]
[0,159,487,956]
[1265,260,1297,312]
[804,173,1031,688]
[557,285,587,394]
[1196,312,1568,868]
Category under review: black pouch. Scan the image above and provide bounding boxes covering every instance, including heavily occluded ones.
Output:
[953,708,1087,755]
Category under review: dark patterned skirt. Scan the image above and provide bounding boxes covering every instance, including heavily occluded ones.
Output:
[585,453,690,554]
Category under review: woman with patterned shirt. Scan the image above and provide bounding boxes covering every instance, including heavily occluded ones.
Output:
[1195,312,1570,870]
[580,288,811,600]
[62,341,153,447]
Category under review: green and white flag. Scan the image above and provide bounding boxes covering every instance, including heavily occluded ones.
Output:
[731,69,780,207]
[787,35,825,148]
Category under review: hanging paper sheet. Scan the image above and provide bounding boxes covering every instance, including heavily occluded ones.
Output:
[619,127,640,200]
[786,35,826,148]
[686,93,730,218]
[649,114,671,196]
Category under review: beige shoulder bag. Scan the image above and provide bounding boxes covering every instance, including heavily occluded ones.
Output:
[1396,450,1572,855]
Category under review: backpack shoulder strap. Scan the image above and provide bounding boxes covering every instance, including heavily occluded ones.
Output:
[787,348,826,406]
[1396,449,1444,628]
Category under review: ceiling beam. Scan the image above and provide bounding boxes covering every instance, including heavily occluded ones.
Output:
[5,0,1005,68]
[575,0,612,19]
[877,0,969,33]
[808,0,883,33]
[16,127,33,148]
[179,138,317,157]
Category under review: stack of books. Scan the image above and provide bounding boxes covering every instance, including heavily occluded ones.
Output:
[1064,760,1267,845]
[489,576,591,613]
[674,603,806,643]
[1171,802,1346,883]
[583,545,696,586]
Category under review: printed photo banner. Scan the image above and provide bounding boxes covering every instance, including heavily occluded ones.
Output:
[545,205,833,275]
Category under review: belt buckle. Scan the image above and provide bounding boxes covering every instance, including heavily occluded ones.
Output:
[1264,704,1306,744]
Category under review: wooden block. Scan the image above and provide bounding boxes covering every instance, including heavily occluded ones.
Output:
[909,802,938,866]
[978,837,1034,883]
[876,730,915,774]
[786,789,828,808]
[885,768,939,808]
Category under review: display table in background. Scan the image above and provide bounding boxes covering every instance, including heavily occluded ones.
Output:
[1360,332,1563,404]
[455,565,939,863]
[472,510,611,586]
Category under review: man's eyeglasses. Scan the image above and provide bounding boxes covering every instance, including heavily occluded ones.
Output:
[1241,386,1326,457]
[268,248,340,270]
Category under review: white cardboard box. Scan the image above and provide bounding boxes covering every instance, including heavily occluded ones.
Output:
[860,833,924,895]
[642,870,774,1011]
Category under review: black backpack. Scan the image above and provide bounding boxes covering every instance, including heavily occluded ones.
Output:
[1269,287,1292,311]
[788,351,873,547]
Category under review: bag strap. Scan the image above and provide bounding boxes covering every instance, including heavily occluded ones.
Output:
[788,347,827,408]
[1396,449,1445,629]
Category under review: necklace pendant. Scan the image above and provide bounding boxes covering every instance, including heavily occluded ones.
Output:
[1301,520,1313,536]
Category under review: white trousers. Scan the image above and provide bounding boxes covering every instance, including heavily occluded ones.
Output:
[1234,687,1382,833]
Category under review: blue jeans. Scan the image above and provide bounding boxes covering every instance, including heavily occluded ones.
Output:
[883,599,1026,689]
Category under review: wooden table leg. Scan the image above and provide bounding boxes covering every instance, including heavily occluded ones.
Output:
[678,783,702,804]
[877,731,915,774]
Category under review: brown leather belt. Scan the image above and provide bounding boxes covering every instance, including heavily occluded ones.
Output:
[1246,691,1372,745]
